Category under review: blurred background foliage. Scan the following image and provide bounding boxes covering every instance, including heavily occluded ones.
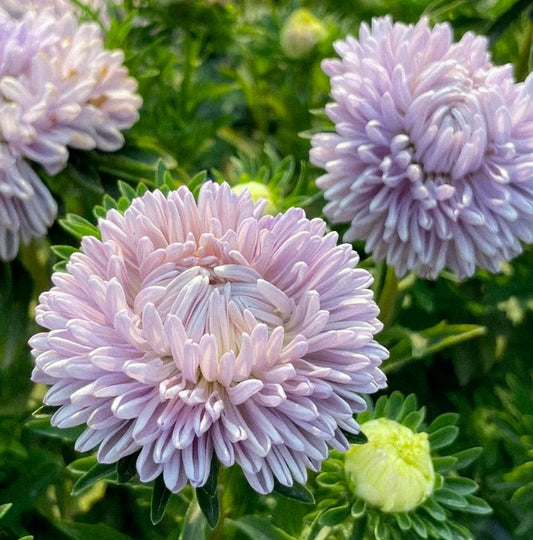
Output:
[1,0,533,538]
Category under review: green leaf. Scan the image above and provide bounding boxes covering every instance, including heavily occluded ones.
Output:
[396,393,418,423]
[227,515,296,540]
[71,462,117,496]
[426,413,459,433]
[343,430,368,445]
[195,456,219,528]
[428,425,459,450]
[116,452,139,484]
[60,214,101,240]
[150,475,172,525]
[432,455,458,474]
[317,504,351,527]
[273,479,315,504]
[383,391,404,420]
[181,497,208,540]
[452,447,483,470]
[24,417,84,443]
[420,497,446,521]
[401,409,426,432]
[384,322,486,374]
[0,503,12,520]
[55,521,135,540]
[444,476,478,495]
[50,245,78,261]
[463,495,492,515]
[433,487,467,509]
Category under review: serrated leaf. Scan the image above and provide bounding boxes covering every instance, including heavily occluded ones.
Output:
[150,475,171,525]
[428,425,459,450]
[55,521,134,540]
[71,462,116,496]
[273,479,315,504]
[227,515,296,540]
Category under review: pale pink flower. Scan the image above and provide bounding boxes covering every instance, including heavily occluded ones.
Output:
[311,16,533,279]
[30,181,387,494]
[0,6,141,259]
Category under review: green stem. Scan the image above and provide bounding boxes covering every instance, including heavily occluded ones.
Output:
[377,265,399,329]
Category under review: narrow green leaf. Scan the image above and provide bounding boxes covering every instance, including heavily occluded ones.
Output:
[24,418,84,443]
[317,504,350,527]
[116,451,139,484]
[0,503,12,520]
[426,413,459,433]
[227,515,297,540]
[428,425,459,450]
[343,430,368,445]
[433,487,467,509]
[383,391,404,420]
[60,214,101,240]
[463,495,492,515]
[150,475,172,525]
[401,409,426,432]
[396,393,418,422]
[432,455,458,474]
[55,521,134,540]
[420,497,446,521]
[50,245,78,261]
[444,476,478,495]
[195,456,219,528]
[181,497,208,540]
[71,462,116,496]
[453,447,483,470]
[273,479,315,504]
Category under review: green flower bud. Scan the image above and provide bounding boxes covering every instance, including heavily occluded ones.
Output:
[344,418,435,513]
[280,8,327,59]
[232,181,277,215]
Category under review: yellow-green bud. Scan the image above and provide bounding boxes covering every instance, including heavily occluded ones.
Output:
[344,418,435,513]
[280,9,327,59]
[232,181,277,215]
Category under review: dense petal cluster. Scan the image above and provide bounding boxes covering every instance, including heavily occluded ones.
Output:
[311,16,533,279]
[30,181,388,494]
[0,7,141,259]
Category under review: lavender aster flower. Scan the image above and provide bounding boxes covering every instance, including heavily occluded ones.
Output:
[0,6,141,259]
[310,16,533,279]
[30,181,387,494]
[0,147,57,260]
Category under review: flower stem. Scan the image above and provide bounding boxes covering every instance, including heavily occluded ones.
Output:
[377,265,399,328]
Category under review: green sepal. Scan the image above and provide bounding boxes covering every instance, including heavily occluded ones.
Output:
[71,461,117,496]
[150,475,172,525]
[116,452,139,484]
[428,425,459,451]
[317,503,350,526]
[273,479,315,504]
[195,457,219,529]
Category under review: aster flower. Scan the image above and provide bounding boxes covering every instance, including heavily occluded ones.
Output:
[0,6,141,259]
[310,16,533,279]
[0,148,57,261]
[310,392,491,540]
[29,180,387,496]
